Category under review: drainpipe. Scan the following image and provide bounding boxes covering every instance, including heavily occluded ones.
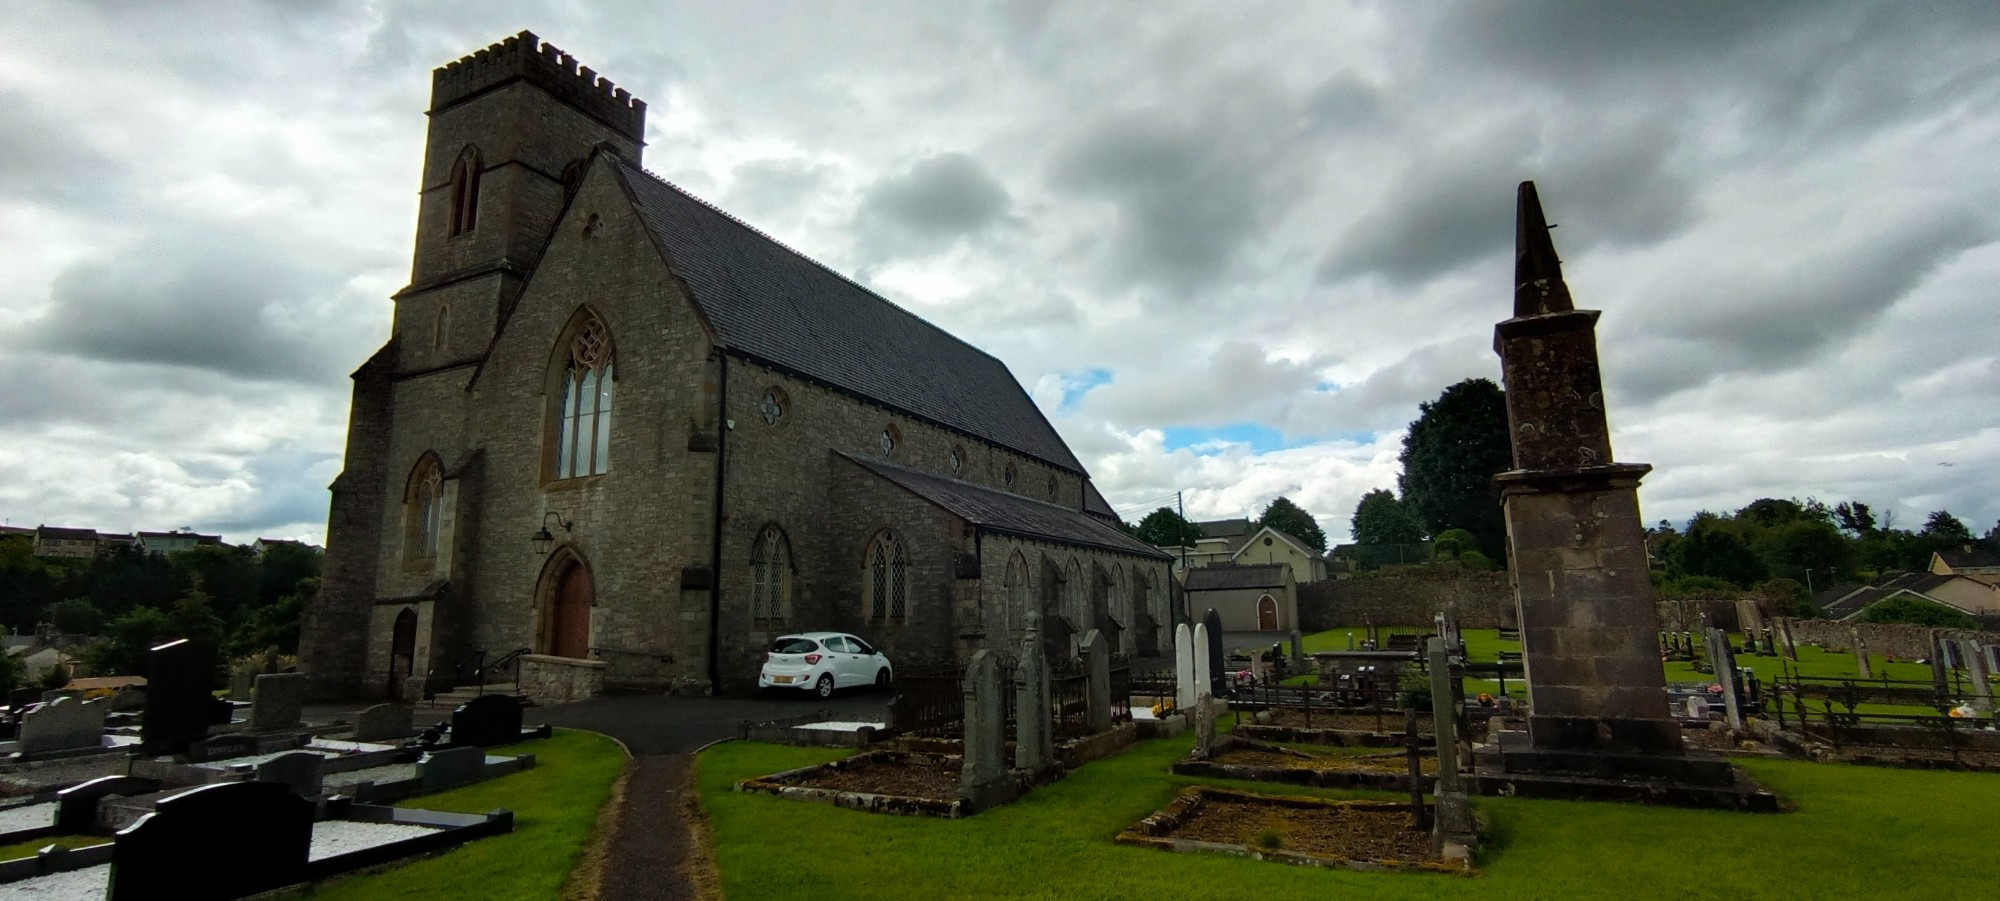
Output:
[707,355,729,695]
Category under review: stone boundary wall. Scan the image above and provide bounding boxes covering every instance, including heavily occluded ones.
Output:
[1775,617,2000,661]
[1297,569,1511,630]
[518,654,606,705]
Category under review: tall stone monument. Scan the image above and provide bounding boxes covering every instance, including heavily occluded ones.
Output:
[1477,182,1769,810]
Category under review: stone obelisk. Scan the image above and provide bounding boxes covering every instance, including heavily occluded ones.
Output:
[1494,181,1680,758]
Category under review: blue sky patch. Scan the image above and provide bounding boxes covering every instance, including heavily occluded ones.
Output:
[1162,423,1289,454]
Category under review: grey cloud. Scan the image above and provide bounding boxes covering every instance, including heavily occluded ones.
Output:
[1290,337,1498,435]
[1079,339,1329,432]
[856,152,1013,258]
[725,157,836,224]
[0,92,127,207]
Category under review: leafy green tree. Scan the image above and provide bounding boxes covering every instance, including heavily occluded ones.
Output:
[1833,501,1876,536]
[1397,378,1512,562]
[47,598,102,635]
[1922,510,1973,542]
[38,663,69,691]
[0,653,22,697]
[1350,489,1426,545]
[256,543,323,607]
[1755,520,1856,586]
[1666,523,1768,588]
[1132,508,1204,548]
[1257,497,1328,554]
[230,577,314,657]
[83,606,173,678]
[1859,596,1976,629]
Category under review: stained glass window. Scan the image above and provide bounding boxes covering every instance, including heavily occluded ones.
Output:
[556,316,614,479]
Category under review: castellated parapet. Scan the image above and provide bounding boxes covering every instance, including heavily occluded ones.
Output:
[431,31,646,141]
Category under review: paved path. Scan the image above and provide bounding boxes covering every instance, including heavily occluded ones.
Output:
[534,688,893,900]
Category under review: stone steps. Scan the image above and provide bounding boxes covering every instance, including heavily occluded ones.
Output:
[409,684,530,719]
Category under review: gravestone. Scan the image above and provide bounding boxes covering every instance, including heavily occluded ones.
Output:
[355,703,415,742]
[1173,623,1196,711]
[250,673,308,731]
[17,695,106,755]
[1190,622,1212,707]
[1703,629,1744,731]
[1961,639,1993,716]
[229,669,256,702]
[1191,691,1216,759]
[57,775,161,833]
[1427,638,1476,855]
[140,638,230,757]
[255,750,325,798]
[109,685,147,712]
[1081,629,1112,734]
[107,780,313,901]
[1202,609,1225,697]
[418,745,487,791]
[188,733,260,762]
[1289,630,1305,671]
[452,694,523,747]
[958,649,1009,808]
[1852,630,1872,679]
[1014,633,1053,773]
[1777,619,1798,661]
[1685,696,1710,720]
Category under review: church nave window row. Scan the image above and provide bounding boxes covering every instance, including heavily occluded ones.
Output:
[864,531,909,624]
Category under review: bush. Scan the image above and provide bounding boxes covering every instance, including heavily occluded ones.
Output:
[1397,667,1432,711]
[39,664,70,691]
[1859,596,1976,629]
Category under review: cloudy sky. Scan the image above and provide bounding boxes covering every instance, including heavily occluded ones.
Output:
[4,1,1997,545]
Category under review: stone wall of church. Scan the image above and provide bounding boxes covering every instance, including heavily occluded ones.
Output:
[973,533,1172,658]
[815,457,971,679]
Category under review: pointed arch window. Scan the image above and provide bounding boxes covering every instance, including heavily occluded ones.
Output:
[751,526,793,625]
[1005,552,1030,632]
[1063,558,1084,628]
[448,146,482,236]
[554,315,615,479]
[433,303,450,351]
[864,531,908,624]
[407,457,444,560]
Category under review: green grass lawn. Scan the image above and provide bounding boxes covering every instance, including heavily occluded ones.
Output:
[301,727,624,900]
[697,732,2000,900]
[0,833,107,862]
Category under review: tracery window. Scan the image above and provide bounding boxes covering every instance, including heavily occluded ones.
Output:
[880,424,900,456]
[448,146,481,236]
[1063,558,1084,627]
[1005,552,1030,632]
[554,315,616,479]
[758,388,787,426]
[751,526,793,624]
[948,446,963,474]
[864,531,909,624]
[408,458,444,559]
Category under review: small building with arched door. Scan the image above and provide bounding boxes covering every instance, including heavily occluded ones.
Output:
[1182,563,1297,633]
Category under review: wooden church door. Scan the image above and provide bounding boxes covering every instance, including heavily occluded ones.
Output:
[552,564,594,659]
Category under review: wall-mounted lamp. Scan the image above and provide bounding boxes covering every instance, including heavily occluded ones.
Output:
[531,511,573,555]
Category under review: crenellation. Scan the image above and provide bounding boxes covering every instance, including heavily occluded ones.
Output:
[430,30,645,141]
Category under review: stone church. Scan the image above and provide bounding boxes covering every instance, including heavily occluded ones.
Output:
[299,32,1172,701]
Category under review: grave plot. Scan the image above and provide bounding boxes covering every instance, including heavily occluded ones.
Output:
[1117,787,1472,875]
[736,750,972,818]
[736,710,886,749]
[1174,734,1439,792]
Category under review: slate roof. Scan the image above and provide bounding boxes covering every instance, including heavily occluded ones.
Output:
[844,456,1167,559]
[35,526,98,541]
[615,161,1084,473]
[1194,518,1253,539]
[1185,563,1289,592]
[1822,587,1894,621]
[1082,482,1119,522]
[1939,546,2000,569]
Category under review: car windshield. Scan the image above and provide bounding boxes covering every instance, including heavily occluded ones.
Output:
[770,637,819,655]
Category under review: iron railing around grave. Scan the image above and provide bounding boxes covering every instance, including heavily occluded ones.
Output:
[1050,657,1092,740]
[1109,653,1133,723]
[889,667,964,738]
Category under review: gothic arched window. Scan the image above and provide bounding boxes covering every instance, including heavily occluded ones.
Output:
[1005,552,1030,632]
[448,146,482,236]
[554,314,615,479]
[1063,558,1084,627]
[406,457,444,560]
[864,531,908,624]
[433,303,450,351]
[751,526,793,625]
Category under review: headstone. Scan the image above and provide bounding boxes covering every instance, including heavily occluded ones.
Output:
[354,703,415,742]
[1427,637,1476,855]
[188,733,260,762]
[107,780,313,901]
[17,695,106,755]
[109,685,147,711]
[255,750,325,798]
[1852,630,1872,680]
[140,638,229,756]
[1202,609,1225,697]
[1684,696,1710,720]
[452,694,523,747]
[1289,630,1305,671]
[1961,639,1993,716]
[958,650,1009,806]
[1173,623,1196,711]
[418,745,488,791]
[250,672,308,731]
[1014,638,1053,773]
[1703,629,1744,731]
[42,688,83,704]
[1191,692,1216,759]
[1081,629,1112,734]
[1491,184,1680,759]
[1777,619,1798,661]
[57,775,160,833]
[1190,622,1212,706]
[230,669,256,702]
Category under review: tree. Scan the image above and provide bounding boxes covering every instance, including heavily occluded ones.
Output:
[1922,510,1972,542]
[1257,496,1327,554]
[1859,596,1976,629]
[1666,523,1768,588]
[1350,489,1426,545]
[1833,501,1876,536]
[1133,508,1204,548]
[1397,378,1513,562]
[1431,528,1496,570]
[83,606,173,677]
[47,598,102,635]
[0,653,21,697]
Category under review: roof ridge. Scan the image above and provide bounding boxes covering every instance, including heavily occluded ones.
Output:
[617,160,1012,369]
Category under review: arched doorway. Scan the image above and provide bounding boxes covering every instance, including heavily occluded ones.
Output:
[1256,595,1279,631]
[388,607,417,699]
[550,561,594,659]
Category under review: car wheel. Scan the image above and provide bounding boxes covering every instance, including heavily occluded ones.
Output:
[875,668,892,688]
[815,673,835,699]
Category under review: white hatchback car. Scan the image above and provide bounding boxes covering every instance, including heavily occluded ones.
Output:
[759,632,894,698]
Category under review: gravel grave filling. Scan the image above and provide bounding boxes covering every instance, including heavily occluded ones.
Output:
[1172,796,1437,863]
[789,756,961,799]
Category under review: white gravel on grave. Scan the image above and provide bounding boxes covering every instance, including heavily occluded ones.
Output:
[1132,708,1159,721]
[798,721,885,732]
[4,863,109,899]
[321,762,420,790]
[309,820,444,861]
[0,802,56,833]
